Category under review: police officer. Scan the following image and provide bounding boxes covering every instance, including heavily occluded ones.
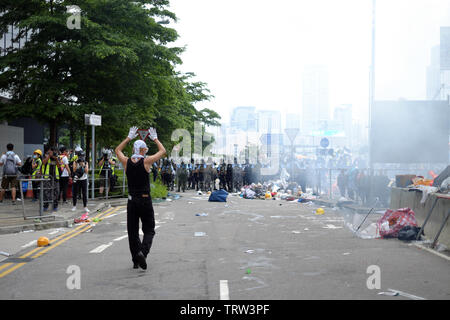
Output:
[226,160,233,192]
[115,127,166,270]
[218,159,227,190]
[176,160,188,192]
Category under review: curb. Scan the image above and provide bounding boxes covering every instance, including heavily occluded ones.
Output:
[0,199,128,235]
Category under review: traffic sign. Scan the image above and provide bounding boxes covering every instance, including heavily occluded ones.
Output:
[320,138,329,148]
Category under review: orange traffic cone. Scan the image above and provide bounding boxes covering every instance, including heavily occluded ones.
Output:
[26,181,34,199]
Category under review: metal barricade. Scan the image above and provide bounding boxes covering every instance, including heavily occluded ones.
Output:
[18,176,55,220]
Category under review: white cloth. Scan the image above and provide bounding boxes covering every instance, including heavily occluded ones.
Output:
[60,155,69,177]
[131,140,147,159]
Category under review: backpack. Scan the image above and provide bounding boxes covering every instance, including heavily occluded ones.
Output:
[208,189,228,202]
[3,153,18,176]
[19,157,33,176]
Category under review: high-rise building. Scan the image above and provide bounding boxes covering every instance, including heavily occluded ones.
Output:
[440,27,450,100]
[427,45,441,100]
[302,65,330,135]
[230,106,257,132]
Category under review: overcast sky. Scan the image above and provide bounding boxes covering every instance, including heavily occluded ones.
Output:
[169,0,450,125]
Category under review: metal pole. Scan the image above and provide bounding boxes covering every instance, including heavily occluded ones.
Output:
[368,0,376,204]
[91,114,95,200]
[40,179,44,216]
[106,169,109,199]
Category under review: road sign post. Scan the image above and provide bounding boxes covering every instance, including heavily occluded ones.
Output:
[85,113,102,200]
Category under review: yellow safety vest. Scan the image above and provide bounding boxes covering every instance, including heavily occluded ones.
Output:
[41,159,60,180]
[32,158,42,178]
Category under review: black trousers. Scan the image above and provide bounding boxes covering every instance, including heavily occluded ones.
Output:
[59,177,69,202]
[72,180,88,207]
[127,197,155,262]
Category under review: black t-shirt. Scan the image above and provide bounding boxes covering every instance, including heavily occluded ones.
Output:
[126,158,150,197]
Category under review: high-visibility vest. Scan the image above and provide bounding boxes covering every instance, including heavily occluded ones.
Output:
[100,158,116,176]
[32,158,42,178]
[41,159,60,180]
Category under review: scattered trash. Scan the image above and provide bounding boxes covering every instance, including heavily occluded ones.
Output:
[386,289,426,300]
[292,231,301,234]
[342,252,351,255]
[208,189,228,202]
[37,236,50,247]
[195,213,209,217]
[304,228,309,231]
[194,232,206,237]
[315,208,325,215]
[34,219,41,223]
[188,201,194,204]
[378,291,399,297]
[165,198,172,202]
[245,250,255,254]
[246,268,252,274]
[322,224,342,229]
[0,251,10,257]
[197,191,203,195]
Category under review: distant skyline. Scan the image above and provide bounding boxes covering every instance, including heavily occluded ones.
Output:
[169,0,450,125]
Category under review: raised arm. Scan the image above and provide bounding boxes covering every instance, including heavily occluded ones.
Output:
[144,128,166,166]
[115,127,138,168]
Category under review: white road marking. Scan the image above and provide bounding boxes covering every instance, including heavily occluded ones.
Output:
[113,235,128,242]
[387,288,426,300]
[220,280,229,300]
[21,240,36,248]
[90,242,113,253]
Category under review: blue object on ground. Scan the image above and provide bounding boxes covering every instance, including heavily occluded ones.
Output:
[208,189,228,202]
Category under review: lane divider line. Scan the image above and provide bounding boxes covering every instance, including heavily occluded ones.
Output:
[0,263,26,278]
[90,242,113,253]
[0,206,124,279]
[18,207,117,259]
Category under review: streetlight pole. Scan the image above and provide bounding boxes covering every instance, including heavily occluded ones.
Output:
[368,0,377,204]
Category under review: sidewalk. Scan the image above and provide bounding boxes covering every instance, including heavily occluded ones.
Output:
[311,197,388,214]
[0,197,128,235]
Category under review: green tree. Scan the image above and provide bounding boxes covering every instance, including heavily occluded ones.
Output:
[0,0,220,152]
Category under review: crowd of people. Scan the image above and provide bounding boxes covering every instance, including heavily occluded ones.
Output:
[0,143,121,213]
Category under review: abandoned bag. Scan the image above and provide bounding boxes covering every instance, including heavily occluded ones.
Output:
[208,189,228,202]
[398,226,423,241]
[377,208,418,238]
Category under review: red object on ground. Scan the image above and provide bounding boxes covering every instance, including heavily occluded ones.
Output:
[26,182,34,198]
[377,208,418,238]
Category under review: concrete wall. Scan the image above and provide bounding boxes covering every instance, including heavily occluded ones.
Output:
[0,124,24,160]
[390,187,450,248]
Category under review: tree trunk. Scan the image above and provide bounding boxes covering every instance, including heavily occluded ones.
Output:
[49,119,57,147]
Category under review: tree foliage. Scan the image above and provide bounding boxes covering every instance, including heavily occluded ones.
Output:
[0,0,220,153]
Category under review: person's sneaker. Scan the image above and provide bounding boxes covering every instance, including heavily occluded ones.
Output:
[71,206,77,212]
[12,201,16,205]
[84,207,90,213]
[133,261,139,269]
[136,251,147,270]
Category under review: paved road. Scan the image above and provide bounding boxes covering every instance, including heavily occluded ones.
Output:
[0,190,449,300]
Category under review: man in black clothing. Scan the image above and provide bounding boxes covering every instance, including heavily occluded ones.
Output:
[115,127,166,270]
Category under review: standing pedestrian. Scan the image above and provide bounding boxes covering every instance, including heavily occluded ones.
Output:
[41,146,60,212]
[0,143,22,204]
[115,127,166,270]
[71,150,89,212]
[58,146,71,205]
[31,149,43,202]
